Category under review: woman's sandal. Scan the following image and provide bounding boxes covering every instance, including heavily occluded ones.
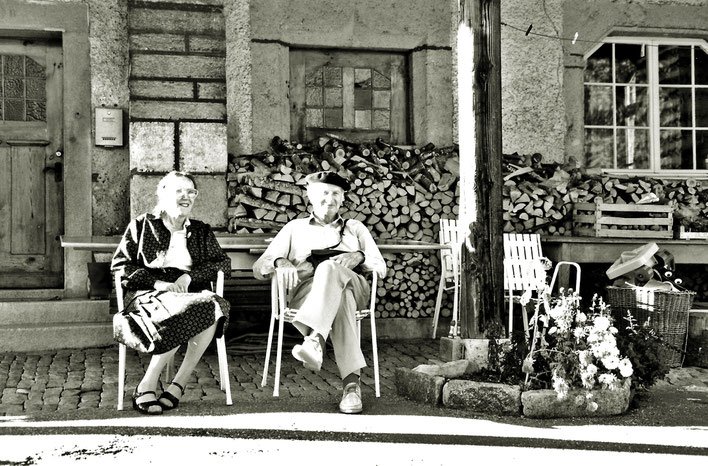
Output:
[158,382,185,410]
[132,388,163,415]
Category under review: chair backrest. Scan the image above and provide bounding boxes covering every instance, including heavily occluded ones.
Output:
[503,233,546,292]
[439,219,459,281]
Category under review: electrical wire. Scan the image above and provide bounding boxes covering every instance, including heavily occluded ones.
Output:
[500,21,679,49]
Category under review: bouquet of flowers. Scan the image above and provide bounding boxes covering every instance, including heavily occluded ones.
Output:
[526,291,633,411]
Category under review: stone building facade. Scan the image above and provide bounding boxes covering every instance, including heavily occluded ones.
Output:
[0,0,705,349]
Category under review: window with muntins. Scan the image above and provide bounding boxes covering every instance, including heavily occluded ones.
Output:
[584,38,708,173]
[290,49,409,144]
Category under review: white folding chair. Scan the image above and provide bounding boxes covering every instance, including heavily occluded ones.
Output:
[115,270,232,410]
[432,218,461,338]
[261,268,381,397]
[503,233,581,337]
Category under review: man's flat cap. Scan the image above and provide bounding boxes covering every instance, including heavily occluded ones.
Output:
[305,171,350,191]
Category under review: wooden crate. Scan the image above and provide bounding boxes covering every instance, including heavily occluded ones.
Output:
[573,202,673,238]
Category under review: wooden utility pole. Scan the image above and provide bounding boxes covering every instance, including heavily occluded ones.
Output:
[457,0,504,337]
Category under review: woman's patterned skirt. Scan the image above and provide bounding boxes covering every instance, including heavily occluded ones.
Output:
[113,290,230,354]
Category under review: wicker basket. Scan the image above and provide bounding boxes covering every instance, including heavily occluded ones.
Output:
[606,286,695,368]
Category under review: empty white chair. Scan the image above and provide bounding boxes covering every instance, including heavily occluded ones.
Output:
[432,218,461,339]
[503,233,581,337]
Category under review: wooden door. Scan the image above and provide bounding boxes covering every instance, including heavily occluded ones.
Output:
[290,49,409,145]
[0,39,64,288]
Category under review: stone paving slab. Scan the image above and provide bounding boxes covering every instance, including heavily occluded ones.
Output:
[1,338,707,416]
[0,339,439,415]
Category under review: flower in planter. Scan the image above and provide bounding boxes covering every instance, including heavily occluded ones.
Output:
[527,292,634,409]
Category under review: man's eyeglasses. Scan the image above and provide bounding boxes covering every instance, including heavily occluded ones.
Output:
[175,188,199,199]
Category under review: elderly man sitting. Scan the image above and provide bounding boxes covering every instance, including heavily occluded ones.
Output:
[253,171,386,414]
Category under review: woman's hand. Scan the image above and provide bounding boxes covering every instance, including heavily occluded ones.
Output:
[153,274,191,293]
[333,251,365,270]
[172,274,192,292]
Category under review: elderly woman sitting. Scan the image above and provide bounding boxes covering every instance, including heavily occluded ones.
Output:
[253,171,386,414]
[111,171,231,415]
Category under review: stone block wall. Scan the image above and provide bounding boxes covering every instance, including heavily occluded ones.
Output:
[247,0,455,151]
[127,0,228,227]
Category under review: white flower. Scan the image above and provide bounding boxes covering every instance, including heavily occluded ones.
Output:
[520,288,532,306]
[573,327,584,341]
[548,327,557,335]
[581,372,595,389]
[585,364,598,376]
[574,394,585,406]
[576,312,587,323]
[619,358,634,378]
[602,355,620,370]
[610,326,618,334]
[594,316,611,331]
[552,371,569,400]
[587,401,599,412]
[598,373,617,387]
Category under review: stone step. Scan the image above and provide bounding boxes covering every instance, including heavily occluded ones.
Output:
[0,299,110,325]
[0,322,113,352]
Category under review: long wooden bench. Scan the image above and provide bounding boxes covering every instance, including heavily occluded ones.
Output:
[61,234,449,315]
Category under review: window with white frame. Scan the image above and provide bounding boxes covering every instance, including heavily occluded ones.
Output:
[584,38,708,173]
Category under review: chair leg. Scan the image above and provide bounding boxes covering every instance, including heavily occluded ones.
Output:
[451,266,460,338]
[216,336,232,406]
[162,353,175,386]
[273,312,285,397]
[370,313,380,398]
[508,290,514,338]
[522,301,530,343]
[117,344,126,411]
[432,272,446,339]
[261,307,277,387]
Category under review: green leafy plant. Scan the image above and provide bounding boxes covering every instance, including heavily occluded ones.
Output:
[482,321,528,385]
[614,311,669,391]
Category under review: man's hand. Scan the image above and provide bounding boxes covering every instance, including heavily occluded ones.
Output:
[296,260,314,277]
[275,258,299,290]
[154,274,191,293]
[333,251,365,270]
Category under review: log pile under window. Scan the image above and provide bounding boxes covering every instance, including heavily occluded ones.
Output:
[503,152,708,236]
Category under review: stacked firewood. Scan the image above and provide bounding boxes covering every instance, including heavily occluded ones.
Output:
[227,136,460,319]
[377,252,444,319]
[503,152,708,236]
[502,152,578,236]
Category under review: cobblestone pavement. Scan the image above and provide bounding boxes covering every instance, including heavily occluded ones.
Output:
[1,338,707,416]
[0,338,440,416]
[655,366,708,391]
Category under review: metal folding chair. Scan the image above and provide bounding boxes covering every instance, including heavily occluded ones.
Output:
[261,267,380,397]
[115,270,232,410]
